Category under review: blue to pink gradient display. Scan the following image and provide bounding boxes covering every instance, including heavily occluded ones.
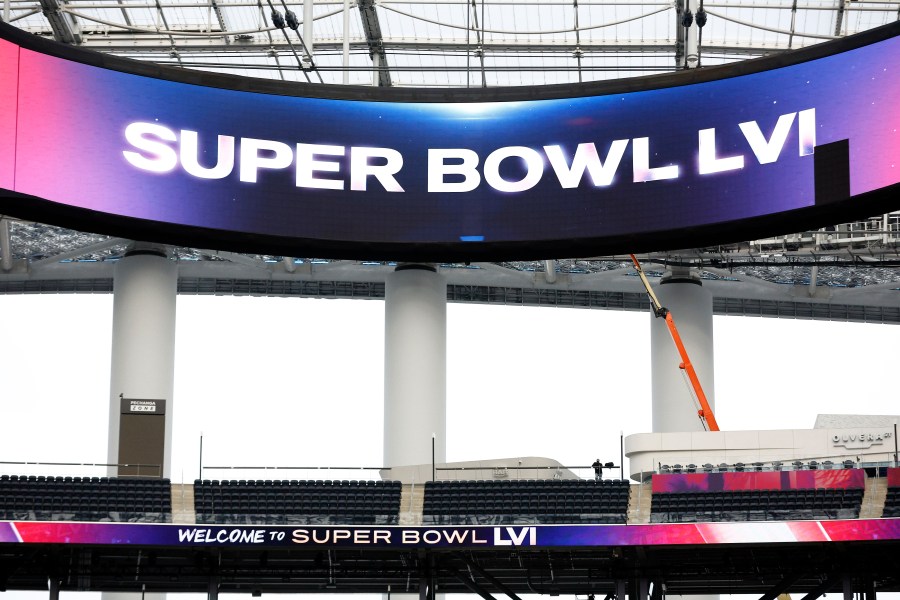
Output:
[0,26,898,247]
[2,519,900,548]
[652,469,866,493]
[0,39,17,191]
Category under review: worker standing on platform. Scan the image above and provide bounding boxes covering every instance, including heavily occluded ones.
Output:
[592,458,603,480]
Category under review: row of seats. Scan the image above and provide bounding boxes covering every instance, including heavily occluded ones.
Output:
[0,475,171,493]
[193,479,402,525]
[0,476,171,522]
[425,491,627,508]
[651,509,860,523]
[660,460,856,473]
[653,488,865,503]
[652,489,863,506]
[884,487,900,518]
[423,479,630,524]
[429,479,627,490]
[196,479,399,489]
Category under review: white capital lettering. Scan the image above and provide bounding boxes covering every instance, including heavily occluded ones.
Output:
[122,122,178,173]
[798,108,816,156]
[180,130,235,179]
[350,147,405,192]
[333,530,351,542]
[632,137,679,182]
[296,143,345,190]
[739,112,796,165]
[483,146,544,193]
[493,527,511,546]
[428,149,481,192]
[402,530,420,544]
[506,527,529,546]
[544,140,628,188]
[698,128,745,174]
[239,138,293,183]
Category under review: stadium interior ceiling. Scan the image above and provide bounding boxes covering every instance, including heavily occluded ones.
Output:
[0,0,899,320]
[2,540,899,595]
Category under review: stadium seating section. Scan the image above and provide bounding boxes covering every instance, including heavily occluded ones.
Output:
[422,479,630,524]
[5,470,899,525]
[0,475,171,522]
[885,489,900,517]
[650,468,867,523]
[650,488,863,522]
[193,479,402,525]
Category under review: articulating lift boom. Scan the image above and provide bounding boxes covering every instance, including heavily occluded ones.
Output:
[629,254,720,432]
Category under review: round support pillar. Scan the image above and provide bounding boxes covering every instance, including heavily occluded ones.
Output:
[107,245,177,478]
[650,267,715,433]
[683,0,700,68]
[383,264,447,470]
[650,268,717,600]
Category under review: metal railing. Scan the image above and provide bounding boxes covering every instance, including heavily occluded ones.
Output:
[198,463,623,481]
[0,460,163,477]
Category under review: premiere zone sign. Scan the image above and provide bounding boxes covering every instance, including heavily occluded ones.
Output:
[0,22,898,260]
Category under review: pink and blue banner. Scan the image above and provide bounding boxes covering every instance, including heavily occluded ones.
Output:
[652,470,866,494]
[1,519,899,549]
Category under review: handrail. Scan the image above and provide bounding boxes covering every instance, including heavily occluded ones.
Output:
[436,465,619,471]
[0,460,162,477]
[200,465,619,473]
[202,465,383,471]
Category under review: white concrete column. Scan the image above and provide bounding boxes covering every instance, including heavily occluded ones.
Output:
[383,264,447,470]
[107,244,177,477]
[650,267,714,433]
[651,268,717,600]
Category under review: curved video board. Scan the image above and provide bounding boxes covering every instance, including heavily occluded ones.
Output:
[0,22,898,260]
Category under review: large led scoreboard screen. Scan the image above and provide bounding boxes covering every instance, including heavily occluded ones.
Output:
[0,22,898,260]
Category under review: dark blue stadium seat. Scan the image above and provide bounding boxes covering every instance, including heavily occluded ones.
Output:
[650,473,866,523]
[192,478,402,525]
[422,479,630,525]
[0,475,171,522]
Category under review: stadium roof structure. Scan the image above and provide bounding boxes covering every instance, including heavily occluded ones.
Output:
[0,1,899,320]
[4,0,900,86]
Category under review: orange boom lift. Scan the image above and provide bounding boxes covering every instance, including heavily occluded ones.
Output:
[630,254,720,432]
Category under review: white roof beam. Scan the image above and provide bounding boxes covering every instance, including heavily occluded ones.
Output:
[37,0,82,43]
[833,0,846,36]
[199,249,272,271]
[29,237,128,271]
[357,0,392,86]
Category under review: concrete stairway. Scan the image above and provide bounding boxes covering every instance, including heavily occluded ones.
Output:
[859,476,887,519]
[171,483,196,524]
[627,481,652,524]
[399,482,424,525]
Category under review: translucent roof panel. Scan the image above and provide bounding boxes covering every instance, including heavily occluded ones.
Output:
[3,0,899,87]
